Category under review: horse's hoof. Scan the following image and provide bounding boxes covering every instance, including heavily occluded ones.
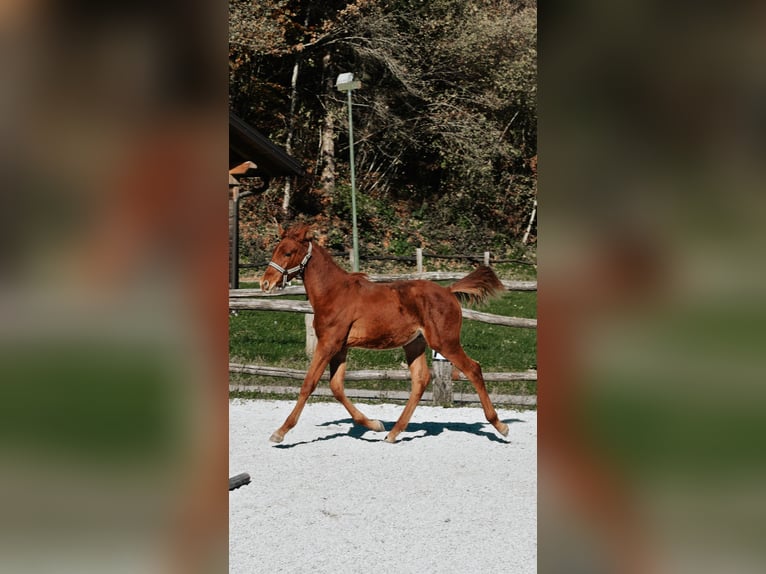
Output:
[370,420,385,432]
[269,432,284,443]
[497,422,509,437]
[383,434,397,444]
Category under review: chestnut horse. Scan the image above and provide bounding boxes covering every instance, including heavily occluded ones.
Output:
[260,224,509,443]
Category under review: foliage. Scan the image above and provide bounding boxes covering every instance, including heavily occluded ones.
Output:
[230,0,537,261]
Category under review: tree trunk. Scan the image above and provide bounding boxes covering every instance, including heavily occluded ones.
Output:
[320,51,336,196]
[282,8,312,214]
[282,56,301,214]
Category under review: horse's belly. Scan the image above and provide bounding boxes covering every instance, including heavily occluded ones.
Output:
[346,321,420,350]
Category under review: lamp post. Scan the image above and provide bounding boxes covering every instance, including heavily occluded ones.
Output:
[336,72,362,271]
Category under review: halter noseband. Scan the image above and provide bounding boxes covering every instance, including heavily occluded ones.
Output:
[268,241,313,288]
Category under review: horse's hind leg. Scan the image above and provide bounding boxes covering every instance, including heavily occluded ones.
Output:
[441,344,509,438]
[329,347,385,433]
[385,336,430,443]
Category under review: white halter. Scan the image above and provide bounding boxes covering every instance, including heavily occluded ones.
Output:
[268,242,313,288]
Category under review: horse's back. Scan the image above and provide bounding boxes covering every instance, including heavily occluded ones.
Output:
[342,278,460,349]
[386,279,462,319]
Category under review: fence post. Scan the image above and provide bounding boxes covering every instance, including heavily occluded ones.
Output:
[229,188,239,289]
[484,251,490,266]
[431,351,453,406]
[305,313,317,357]
[416,248,423,273]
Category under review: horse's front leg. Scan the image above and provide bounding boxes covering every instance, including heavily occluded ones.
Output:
[269,342,336,443]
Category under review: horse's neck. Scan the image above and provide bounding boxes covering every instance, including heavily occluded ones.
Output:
[303,244,348,305]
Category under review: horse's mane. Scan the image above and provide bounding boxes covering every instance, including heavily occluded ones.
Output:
[282,225,372,281]
[282,223,314,242]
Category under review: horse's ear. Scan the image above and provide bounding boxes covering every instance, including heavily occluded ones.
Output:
[270,217,285,239]
[302,225,316,242]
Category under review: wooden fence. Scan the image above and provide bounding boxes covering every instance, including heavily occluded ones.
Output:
[238,247,536,275]
[229,276,537,294]
[229,298,537,330]
[229,273,537,407]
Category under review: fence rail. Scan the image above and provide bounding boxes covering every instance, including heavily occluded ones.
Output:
[229,298,537,329]
[239,249,535,270]
[229,277,536,296]
[229,383,537,407]
[229,270,536,406]
[230,363,537,382]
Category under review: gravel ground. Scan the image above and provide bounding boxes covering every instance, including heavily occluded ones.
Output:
[229,399,536,574]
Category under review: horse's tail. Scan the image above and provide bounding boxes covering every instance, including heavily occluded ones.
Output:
[449,266,505,305]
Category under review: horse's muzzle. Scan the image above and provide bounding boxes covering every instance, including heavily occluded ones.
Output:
[260,274,277,293]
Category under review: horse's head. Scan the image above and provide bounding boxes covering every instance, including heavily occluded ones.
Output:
[260,224,314,293]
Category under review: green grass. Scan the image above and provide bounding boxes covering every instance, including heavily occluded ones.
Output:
[229,285,536,399]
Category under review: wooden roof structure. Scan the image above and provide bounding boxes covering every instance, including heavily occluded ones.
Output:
[228,113,303,288]
[229,112,304,177]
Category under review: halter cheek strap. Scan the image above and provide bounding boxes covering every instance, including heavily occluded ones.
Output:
[268,241,313,287]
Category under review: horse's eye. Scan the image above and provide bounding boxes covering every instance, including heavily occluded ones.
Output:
[284,251,293,257]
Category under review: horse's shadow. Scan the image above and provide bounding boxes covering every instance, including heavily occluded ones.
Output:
[272,417,523,449]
